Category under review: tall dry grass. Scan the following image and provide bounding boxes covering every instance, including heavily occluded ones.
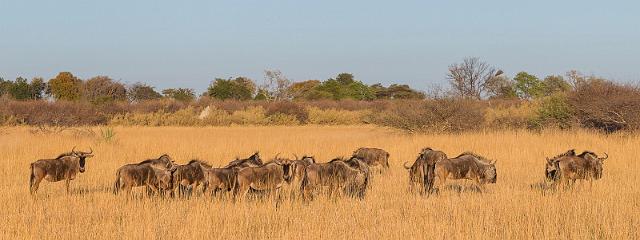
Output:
[0,126,638,239]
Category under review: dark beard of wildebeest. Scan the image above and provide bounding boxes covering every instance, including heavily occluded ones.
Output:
[545,149,576,181]
[232,159,294,201]
[433,152,497,192]
[546,150,608,186]
[224,152,263,168]
[113,154,177,196]
[403,147,448,194]
[173,159,212,197]
[300,157,369,201]
[352,148,390,172]
[29,147,94,195]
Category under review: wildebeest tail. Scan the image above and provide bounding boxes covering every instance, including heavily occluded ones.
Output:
[385,152,390,168]
[553,161,562,181]
[113,169,121,194]
[29,163,35,193]
[423,163,436,193]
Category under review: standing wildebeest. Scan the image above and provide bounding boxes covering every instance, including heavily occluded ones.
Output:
[113,154,177,195]
[433,152,497,192]
[403,147,448,193]
[286,155,317,199]
[545,149,576,181]
[546,150,608,187]
[172,159,212,197]
[352,148,390,172]
[233,159,294,201]
[224,152,263,168]
[29,147,94,195]
[300,158,369,200]
[201,166,238,197]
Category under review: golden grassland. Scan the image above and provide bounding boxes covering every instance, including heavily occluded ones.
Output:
[0,126,638,239]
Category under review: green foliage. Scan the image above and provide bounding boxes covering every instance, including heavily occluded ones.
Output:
[206,77,256,100]
[29,78,46,100]
[127,83,162,102]
[314,73,375,100]
[47,72,82,101]
[254,89,269,100]
[542,75,571,96]
[513,72,545,99]
[528,94,573,130]
[162,88,195,102]
[0,77,47,100]
[372,84,425,99]
[8,77,32,100]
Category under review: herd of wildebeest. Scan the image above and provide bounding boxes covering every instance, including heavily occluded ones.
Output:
[28,147,608,200]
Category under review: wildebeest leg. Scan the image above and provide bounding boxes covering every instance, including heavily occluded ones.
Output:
[147,184,160,197]
[30,175,44,195]
[65,179,71,194]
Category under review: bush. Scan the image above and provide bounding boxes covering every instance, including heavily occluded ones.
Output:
[230,106,268,125]
[484,100,535,129]
[307,107,370,125]
[568,80,640,132]
[373,99,485,133]
[528,94,573,130]
[266,101,308,123]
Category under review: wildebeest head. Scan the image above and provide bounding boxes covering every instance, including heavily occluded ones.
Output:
[71,147,94,173]
[273,159,294,183]
[580,151,608,179]
[158,154,177,171]
[481,160,497,184]
[545,158,558,181]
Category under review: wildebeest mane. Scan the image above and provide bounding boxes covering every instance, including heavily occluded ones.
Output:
[455,151,492,163]
[551,149,576,160]
[55,152,76,159]
[577,150,595,158]
[188,159,212,168]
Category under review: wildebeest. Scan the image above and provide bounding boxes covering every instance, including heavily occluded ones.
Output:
[545,149,576,181]
[546,150,608,186]
[300,157,369,200]
[233,158,294,201]
[286,155,317,198]
[433,152,497,192]
[201,166,238,197]
[403,147,448,193]
[225,152,263,168]
[113,154,177,195]
[29,147,94,195]
[172,159,212,197]
[352,148,390,172]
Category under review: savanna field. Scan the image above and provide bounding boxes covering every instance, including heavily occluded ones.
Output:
[0,126,638,239]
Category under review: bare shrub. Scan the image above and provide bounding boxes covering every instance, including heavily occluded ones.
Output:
[568,80,640,132]
[307,107,370,125]
[374,99,485,133]
[266,101,308,123]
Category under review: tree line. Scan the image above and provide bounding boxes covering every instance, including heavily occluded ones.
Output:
[0,57,596,104]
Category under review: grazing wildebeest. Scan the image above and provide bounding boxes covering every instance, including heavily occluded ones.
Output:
[29,147,94,195]
[113,154,177,195]
[545,149,576,181]
[233,159,294,201]
[352,148,390,172]
[403,147,448,193]
[340,156,370,198]
[547,150,608,187]
[201,166,238,197]
[433,152,497,192]
[225,152,263,168]
[172,159,212,197]
[300,158,368,200]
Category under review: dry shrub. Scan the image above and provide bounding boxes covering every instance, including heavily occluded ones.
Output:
[568,80,640,132]
[374,99,485,133]
[200,107,233,126]
[110,107,199,126]
[266,101,308,123]
[230,106,268,125]
[267,113,300,125]
[307,107,370,125]
[0,100,107,126]
[484,100,536,129]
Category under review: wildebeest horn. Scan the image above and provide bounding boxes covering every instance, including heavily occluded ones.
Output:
[293,154,299,160]
[403,162,411,169]
[72,146,77,153]
[599,153,608,160]
[87,147,93,154]
[275,152,281,159]
[491,160,497,165]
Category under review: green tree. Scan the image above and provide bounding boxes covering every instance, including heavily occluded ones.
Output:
[29,77,46,100]
[83,76,127,104]
[315,73,375,100]
[162,88,195,102]
[47,72,82,101]
[288,80,322,100]
[127,83,162,102]
[542,75,571,96]
[206,77,256,100]
[8,77,32,100]
[372,84,425,99]
[513,72,544,99]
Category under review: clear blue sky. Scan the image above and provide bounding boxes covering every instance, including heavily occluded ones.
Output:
[1,0,638,93]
